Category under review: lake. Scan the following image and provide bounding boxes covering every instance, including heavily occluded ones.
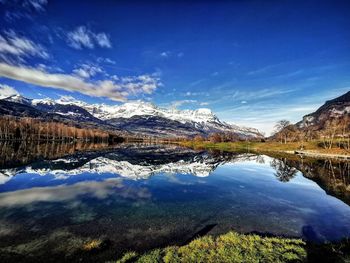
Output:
[0,142,350,262]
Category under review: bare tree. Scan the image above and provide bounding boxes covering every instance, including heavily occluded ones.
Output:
[274,120,291,144]
[321,119,340,149]
[0,116,112,143]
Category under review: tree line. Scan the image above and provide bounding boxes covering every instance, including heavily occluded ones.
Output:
[192,132,251,143]
[0,140,111,169]
[273,116,350,150]
[184,115,349,151]
[0,116,118,142]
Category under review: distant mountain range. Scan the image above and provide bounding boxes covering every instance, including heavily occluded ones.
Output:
[0,95,263,139]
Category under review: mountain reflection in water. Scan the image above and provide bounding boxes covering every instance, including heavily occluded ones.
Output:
[0,142,350,262]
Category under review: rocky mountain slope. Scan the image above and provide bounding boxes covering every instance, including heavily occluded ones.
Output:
[1,95,263,139]
[297,91,350,129]
[0,95,123,134]
[44,97,262,138]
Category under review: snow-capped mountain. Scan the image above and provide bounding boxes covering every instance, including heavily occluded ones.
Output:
[83,100,219,123]
[38,97,262,138]
[3,94,106,124]
[1,95,263,138]
[4,94,32,105]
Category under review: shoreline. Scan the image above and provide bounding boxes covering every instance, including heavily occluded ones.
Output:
[293,150,350,160]
[178,141,350,161]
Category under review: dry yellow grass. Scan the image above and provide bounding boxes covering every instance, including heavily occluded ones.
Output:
[82,239,103,251]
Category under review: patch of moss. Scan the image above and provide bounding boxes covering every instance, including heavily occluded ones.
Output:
[116,251,139,263]
[116,231,307,263]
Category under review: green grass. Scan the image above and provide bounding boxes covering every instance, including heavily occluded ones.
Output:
[116,231,307,263]
[179,140,350,156]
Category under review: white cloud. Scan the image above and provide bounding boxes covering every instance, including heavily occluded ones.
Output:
[97,57,116,65]
[160,51,170,58]
[66,26,93,49]
[0,84,19,99]
[0,30,49,61]
[160,51,183,58]
[72,63,103,79]
[95,33,112,48]
[66,26,112,49]
[0,62,161,101]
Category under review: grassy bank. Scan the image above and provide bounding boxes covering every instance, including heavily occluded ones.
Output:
[178,140,350,157]
[115,231,350,263]
[116,231,306,263]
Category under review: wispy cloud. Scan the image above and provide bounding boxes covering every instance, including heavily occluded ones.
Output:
[72,63,103,79]
[66,26,112,49]
[97,57,116,65]
[23,0,48,11]
[0,62,161,101]
[165,99,210,108]
[2,0,48,22]
[0,84,19,99]
[0,30,49,61]
[247,64,277,76]
[168,99,197,108]
[188,78,206,87]
[230,88,298,101]
[94,32,112,48]
[183,91,209,97]
[160,51,184,59]
[217,87,350,135]
[160,51,171,58]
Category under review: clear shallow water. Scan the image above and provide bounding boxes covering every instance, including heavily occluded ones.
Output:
[0,143,350,262]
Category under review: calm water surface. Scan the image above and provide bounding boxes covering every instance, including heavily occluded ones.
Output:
[0,142,350,262]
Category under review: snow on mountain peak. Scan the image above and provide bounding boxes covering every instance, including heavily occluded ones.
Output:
[32,97,55,106]
[68,99,220,125]
[4,94,31,104]
[56,95,83,105]
[1,94,262,138]
[195,108,213,115]
[8,94,219,125]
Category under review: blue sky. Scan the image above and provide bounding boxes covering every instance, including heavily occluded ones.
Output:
[0,0,349,134]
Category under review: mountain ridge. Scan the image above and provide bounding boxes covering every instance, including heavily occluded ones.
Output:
[1,94,263,139]
[297,91,350,129]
